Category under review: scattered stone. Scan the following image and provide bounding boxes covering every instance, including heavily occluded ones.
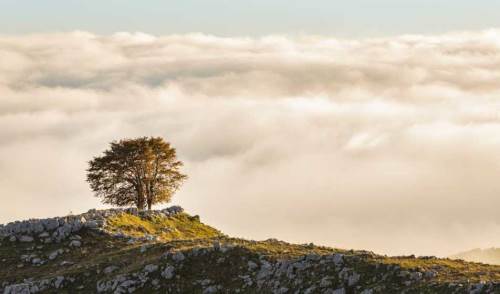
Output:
[19,236,34,242]
[54,276,65,289]
[161,265,175,279]
[144,264,159,273]
[332,254,343,265]
[31,258,42,265]
[103,265,119,274]
[144,234,156,241]
[348,272,360,286]
[3,283,31,294]
[203,285,219,294]
[248,261,258,271]
[38,232,50,238]
[69,240,81,247]
[410,271,423,280]
[140,244,149,253]
[172,251,185,262]
[84,220,99,229]
[48,249,64,260]
[319,277,332,287]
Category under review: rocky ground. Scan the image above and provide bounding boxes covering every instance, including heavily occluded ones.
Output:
[1,208,499,293]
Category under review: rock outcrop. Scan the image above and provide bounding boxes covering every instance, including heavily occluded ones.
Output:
[0,206,184,244]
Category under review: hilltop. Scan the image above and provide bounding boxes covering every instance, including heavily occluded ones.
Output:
[1,208,499,294]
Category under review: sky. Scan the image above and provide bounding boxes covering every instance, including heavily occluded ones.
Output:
[1,2,500,257]
[2,0,500,37]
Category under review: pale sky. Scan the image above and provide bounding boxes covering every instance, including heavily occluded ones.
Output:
[1,0,500,36]
[1,2,500,257]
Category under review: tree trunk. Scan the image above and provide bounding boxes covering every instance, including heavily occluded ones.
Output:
[137,196,144,211]
[136,187,145,210]
[147,181,154,210]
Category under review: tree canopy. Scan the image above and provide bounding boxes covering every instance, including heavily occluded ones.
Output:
[87,137,187,210]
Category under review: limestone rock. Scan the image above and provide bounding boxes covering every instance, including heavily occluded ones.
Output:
[54,276,65,289]
[69,240,81,247]
[172,252,185,262]
[161,265,175,279]
[103,265,119,274]
[19,236,34,242]
[144,264,159,273]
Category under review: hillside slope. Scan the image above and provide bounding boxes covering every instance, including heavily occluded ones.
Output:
[451,248,500,266]
[1,208,499,294]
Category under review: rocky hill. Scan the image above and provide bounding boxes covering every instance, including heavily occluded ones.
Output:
[1,208,499,294]
[451,249,500,266]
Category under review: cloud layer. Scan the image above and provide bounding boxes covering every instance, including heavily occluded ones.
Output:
[1,30,500,256]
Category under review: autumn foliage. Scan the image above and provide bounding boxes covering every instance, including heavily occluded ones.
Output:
[87,137,187,210]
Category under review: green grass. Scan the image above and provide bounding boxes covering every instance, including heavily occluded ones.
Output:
[106,212,222,241]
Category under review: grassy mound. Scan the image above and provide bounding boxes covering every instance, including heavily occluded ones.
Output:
[105,212,222,241]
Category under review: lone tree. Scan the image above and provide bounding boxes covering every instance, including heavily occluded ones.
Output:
[87,137,187,210]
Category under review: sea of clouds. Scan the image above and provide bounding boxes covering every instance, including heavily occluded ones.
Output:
[1,30,500,256]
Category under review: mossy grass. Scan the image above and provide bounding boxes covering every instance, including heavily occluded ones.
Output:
[106,212,222,241]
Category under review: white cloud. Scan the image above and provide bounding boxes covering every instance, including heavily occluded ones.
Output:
[1,30,500,256]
